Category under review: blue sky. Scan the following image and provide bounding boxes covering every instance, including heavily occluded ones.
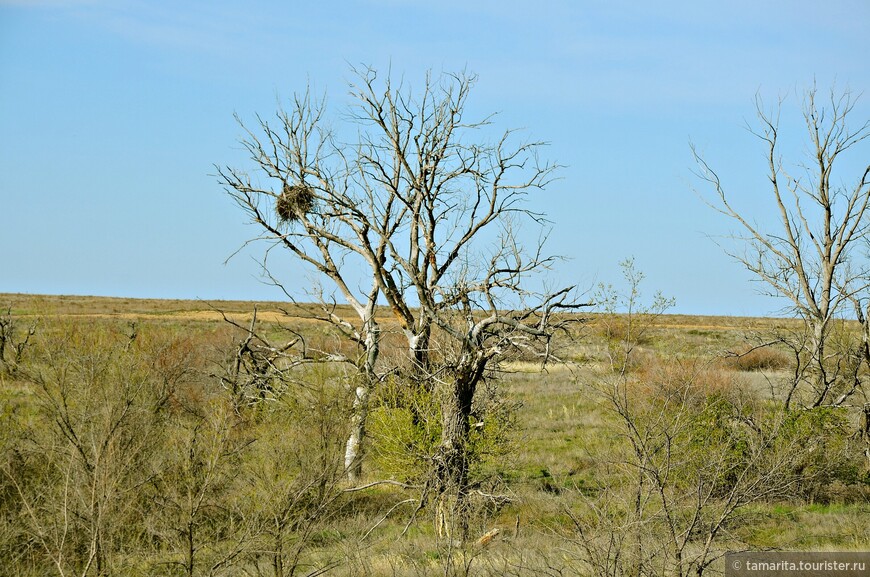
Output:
[1,0,868,316]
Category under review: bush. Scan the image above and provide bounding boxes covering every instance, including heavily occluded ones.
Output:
[775,406,865,503]
[368,376,517,486]
[721,345,791,372]
[631,354,749,412]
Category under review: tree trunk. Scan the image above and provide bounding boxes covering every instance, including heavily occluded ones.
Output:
[409,324,431,376]
[344,384,369,482]
[434,373,476,540]
[405,325,433,429]
[439,383,472,489]
[862,403,870,470]
[344,320,379,482]
[810,319,831,406]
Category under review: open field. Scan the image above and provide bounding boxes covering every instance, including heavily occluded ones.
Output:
[0,292,799,327]
[1,293,868,577]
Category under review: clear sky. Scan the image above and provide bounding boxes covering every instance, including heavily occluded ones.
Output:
[1,0,868,316]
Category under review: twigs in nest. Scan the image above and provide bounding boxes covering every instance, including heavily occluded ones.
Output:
[276,183,315,223]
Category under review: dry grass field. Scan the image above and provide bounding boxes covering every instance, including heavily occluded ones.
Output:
[1,293,868,577]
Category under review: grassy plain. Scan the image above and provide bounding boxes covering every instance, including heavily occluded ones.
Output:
[1,293,868,576]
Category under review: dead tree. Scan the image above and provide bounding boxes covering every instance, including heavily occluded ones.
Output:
[217,307,310,407]
[218,85,387,481]
[694,85,870,409]
[218,67,584,509]
[0,306,37,376]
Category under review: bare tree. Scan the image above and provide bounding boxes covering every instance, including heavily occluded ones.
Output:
[570,262,820,577]
[0,306,37,376]
[694,85,870,409]
[218,82,389,482]
[5,323,171,577]
[217,66,584,521]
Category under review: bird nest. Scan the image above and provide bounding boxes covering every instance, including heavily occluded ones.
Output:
[275,183,315,223]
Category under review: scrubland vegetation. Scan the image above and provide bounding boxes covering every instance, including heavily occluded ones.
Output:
[4,70,868,576]
[2,293,868,577]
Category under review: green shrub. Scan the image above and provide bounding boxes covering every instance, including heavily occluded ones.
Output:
[367,377,517,485]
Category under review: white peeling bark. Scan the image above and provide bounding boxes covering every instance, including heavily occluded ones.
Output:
[344,385,369,482]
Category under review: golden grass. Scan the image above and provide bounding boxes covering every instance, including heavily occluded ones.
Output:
[720,344,792,371]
